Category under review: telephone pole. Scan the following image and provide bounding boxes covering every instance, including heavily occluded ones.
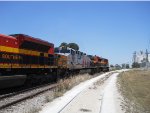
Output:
[145,49,149,69]
[133,51,136,63]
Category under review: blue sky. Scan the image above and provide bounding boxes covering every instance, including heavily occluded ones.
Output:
[0,1,150,65]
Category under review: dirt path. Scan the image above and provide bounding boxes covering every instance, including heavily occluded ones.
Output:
[39,71,125,113]
[100,73,123,113]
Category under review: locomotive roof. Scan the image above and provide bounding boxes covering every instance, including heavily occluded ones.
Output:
[10,34,54,47]
[0,34,17,40]
[101,58,108,61]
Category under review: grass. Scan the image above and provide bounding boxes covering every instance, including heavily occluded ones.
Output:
[118,69,150,113]
[27,107,41,113]
[93,72,113,86]
[45,73,95,102]
[53,73,93,98]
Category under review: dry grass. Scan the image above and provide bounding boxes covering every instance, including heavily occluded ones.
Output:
[53,73,93,97]
[87,72,113,90]
[45,73,95,102]
[118,69,150,113]
[93,73,113,86]
[27,107,41,113]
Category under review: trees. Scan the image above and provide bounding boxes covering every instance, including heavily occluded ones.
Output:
[59,42,67,48]
[115,64,121,70]
[122,64,126,69]
[59,42,79,50]
[110,64,114,68]
[122,63,130,69]
[132,62,140,68]
[67,43,79,50]
[126,64,130,69]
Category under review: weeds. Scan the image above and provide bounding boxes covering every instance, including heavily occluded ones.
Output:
[118,70,150,113]
[45,94,54,102]
[45,73,93,102]
[94,72,112,86]
[54,74,92,98]
[26,107,41,113]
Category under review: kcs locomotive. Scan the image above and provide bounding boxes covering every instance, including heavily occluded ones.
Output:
[0,34,109,89]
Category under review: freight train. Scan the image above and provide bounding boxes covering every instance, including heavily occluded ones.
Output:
[0,34,109,89]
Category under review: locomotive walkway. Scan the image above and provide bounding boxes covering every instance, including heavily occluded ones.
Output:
[39,70,127,113]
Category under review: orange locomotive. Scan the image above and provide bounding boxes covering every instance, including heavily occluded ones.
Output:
[88,55,109,72]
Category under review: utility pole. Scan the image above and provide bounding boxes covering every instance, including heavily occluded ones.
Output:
[145,49,149,69]
[146,49,149,62]
[133,51,136,63]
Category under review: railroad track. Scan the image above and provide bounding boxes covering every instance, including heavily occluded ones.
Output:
[0,83,58,110]
[0,82,53,100]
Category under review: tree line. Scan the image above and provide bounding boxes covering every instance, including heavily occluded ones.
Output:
[59,42,79,51]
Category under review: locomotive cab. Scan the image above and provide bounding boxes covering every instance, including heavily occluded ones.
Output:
[54,47,76,69]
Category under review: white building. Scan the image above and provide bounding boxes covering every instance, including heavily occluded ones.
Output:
[133,50,150,67]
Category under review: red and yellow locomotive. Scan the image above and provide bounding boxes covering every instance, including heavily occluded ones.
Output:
[0,34,56,88]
